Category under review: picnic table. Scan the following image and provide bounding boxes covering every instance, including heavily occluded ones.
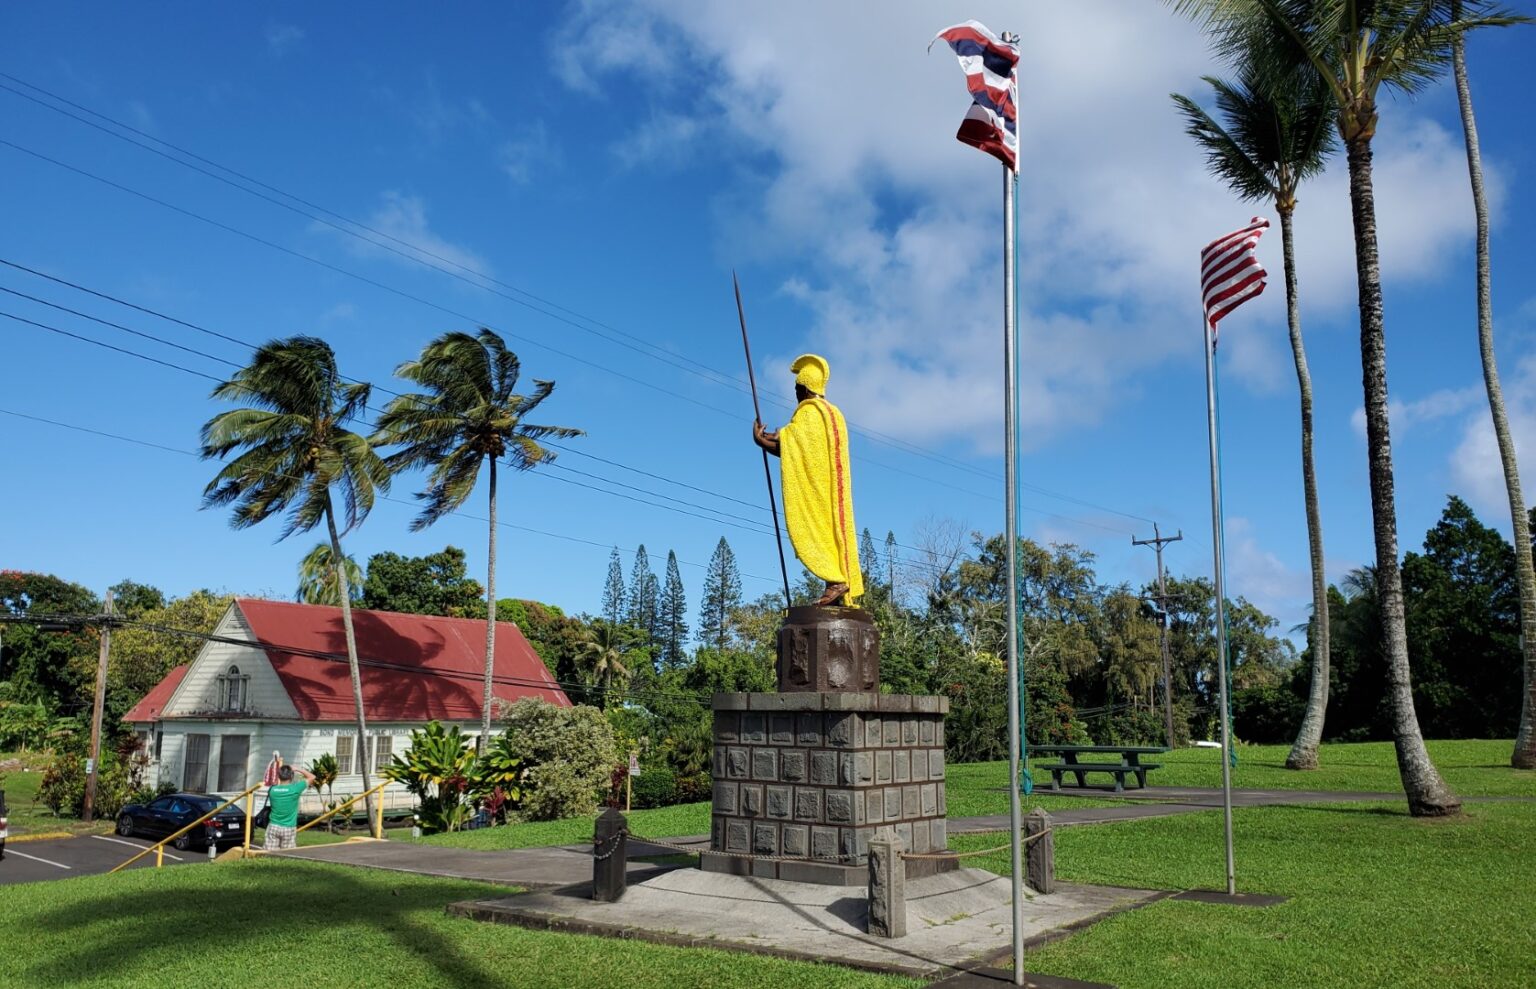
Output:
[1031,745,1169,792]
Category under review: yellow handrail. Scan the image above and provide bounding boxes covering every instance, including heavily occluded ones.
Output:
[109,783,263,874]
[294,780,390,839]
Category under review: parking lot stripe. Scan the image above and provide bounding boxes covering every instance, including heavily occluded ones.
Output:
[91,835,184,861]
[4,848,72,870]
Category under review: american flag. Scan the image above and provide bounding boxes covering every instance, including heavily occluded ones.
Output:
[1201,217,1270,342]
[933,21,1020,171]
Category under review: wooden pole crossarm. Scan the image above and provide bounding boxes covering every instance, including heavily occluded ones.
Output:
[108,782,263,874]
[294,779,390,837]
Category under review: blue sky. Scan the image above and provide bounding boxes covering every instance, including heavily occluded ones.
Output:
[2,2,1533,642]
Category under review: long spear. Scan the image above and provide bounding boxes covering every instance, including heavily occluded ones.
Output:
[733,271,794,608]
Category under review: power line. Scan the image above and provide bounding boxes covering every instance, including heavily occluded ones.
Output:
[0,405,785,588]
[3,267,1142,547]
[0,89,1164,527]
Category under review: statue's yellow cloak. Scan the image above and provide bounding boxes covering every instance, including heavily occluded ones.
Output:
[778,396,864,603]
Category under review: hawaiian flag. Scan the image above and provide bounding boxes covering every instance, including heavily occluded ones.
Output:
[933,21,1020,171]
[1201,217,1270,343]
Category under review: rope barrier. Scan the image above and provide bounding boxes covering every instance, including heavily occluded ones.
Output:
[593,824,1053,866]
[900,827,1051,861]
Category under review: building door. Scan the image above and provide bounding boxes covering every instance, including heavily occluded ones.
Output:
[218,734,250,792]
[184,734,210,792]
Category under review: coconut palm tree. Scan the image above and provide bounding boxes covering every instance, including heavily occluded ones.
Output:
[200,336,391,817]
[580,623,631,710]
[373,329,582,749]
[1173,62,1336,770]
[296,542,363,606]
[1173,0,1527,815]
[1448,3,1536,769]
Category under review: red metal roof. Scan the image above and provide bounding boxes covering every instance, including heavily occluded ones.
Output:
[234,598,569,722]
[124,664,189,723]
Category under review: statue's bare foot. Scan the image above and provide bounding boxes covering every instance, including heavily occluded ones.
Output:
[814,582,849,606]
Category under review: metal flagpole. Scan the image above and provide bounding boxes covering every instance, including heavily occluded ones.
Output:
[1001,49,1025,982]
[1202,316,1237,896]
[733,271,795,608]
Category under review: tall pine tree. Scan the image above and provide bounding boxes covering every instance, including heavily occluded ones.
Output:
[601,547,626,627]
[660,550,689,669]
[859,528,881,588]
[699,536,742,651]
[884,531,898,593]
[628,544,660,642]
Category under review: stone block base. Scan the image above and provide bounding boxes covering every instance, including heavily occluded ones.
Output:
[699,849,960,887]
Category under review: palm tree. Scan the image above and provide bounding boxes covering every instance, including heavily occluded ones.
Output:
[580,623,630,710]
[1448,3,1536,769]
[296,542,364,606]
[1173,62,1335,770]
[200,336,391,818]
[373,329,582,749]
[1173,0,1527,815]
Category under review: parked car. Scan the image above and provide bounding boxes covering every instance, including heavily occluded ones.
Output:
[116,792,248,850]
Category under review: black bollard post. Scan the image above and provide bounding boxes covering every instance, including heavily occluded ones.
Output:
[593,807,628,902]
[1025,808,1054,894]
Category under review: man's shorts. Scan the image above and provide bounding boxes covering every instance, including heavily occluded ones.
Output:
[263,825,297,850]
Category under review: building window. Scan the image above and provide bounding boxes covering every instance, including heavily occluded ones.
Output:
[373,735,393,773]
[218,734,250,792]
[154,729,163,763]
[336,734,354,776]
[217,665,248,713]
[184,733,210,792]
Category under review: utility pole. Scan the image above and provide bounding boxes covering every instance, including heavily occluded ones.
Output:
[82,588,114,824]
[1133,525,1182,750]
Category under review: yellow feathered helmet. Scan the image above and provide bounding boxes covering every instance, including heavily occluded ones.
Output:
[791,354,830,396]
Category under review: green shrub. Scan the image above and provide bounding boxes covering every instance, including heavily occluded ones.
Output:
[629,765,677,809]
[36,746,146,820]
[384,722,476,834]
[501,699,619,821]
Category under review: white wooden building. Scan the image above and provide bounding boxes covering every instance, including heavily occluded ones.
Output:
[125,598,570,816]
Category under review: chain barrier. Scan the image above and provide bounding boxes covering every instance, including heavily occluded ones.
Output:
[900,826,1052,861]
[597,826,1051,867]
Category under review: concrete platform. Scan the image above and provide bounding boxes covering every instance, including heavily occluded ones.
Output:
[447,867,1162,979]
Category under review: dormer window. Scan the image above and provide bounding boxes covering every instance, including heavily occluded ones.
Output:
[218,664,249,713]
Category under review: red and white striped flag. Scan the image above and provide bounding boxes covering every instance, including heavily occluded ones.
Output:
[933,21,1020,171]
[1201,217,1269,342]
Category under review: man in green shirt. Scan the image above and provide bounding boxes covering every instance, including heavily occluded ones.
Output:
[262,764,315,851]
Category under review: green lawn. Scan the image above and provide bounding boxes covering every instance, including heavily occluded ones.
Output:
[421,740,1530,852]
[951,800,1536,989]
[958,738,1535,803]
[0,750,110,837]
[0,858,917,989]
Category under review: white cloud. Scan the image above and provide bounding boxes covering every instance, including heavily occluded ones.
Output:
[319,302,356,324]
[1349,384,1484,438]
[613,112,702,169]
[553,0,1495,453]
[1224,516,1312,633]
[499,121,555,183]
[316,191,490,277]
[265,23,305,57]
[1449,355,1536,515]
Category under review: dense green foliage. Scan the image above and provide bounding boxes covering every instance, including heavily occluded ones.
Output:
[359,546,484,617]
[500,698,619,821]
[1236,498,1530,744]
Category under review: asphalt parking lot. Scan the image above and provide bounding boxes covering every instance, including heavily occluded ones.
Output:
[0,833,218,885]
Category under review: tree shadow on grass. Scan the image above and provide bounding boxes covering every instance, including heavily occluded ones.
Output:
[19,860,506,988]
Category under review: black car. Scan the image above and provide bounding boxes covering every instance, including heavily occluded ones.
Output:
[116,792,248,851]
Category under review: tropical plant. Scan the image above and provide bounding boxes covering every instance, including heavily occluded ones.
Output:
[200,335,391,819]
[470,733,526,808]
[295,543,362,606]
[384,721,477,834]
[374,329,582,751]
[1172,55,1335,770]
[1447,2,1536,769]
[579,623,631,709]
[310,751,340,831]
